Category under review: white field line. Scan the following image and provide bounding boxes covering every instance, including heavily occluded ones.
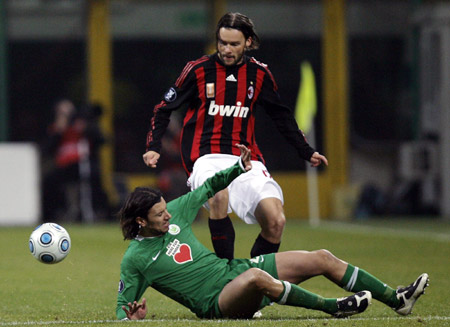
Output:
[1,316,449,326]
[317,221,450,242]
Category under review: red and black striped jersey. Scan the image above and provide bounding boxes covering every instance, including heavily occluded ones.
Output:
[146,53,315,174]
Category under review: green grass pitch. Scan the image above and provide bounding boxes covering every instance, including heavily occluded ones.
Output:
[1,217,449,327]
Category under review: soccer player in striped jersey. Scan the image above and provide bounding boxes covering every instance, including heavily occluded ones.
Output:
[143,12,328,260]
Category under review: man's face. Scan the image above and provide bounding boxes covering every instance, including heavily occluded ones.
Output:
[139,197,172,237]
[217,27,251,66]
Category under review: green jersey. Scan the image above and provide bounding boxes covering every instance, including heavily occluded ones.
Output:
[117,161,252,319]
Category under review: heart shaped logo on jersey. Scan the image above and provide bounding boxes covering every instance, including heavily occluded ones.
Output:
[173,244,193,264]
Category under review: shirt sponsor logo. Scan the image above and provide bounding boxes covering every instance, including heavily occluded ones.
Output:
[206,83,215,98]
[168,224,180,235]
[166,239,193,264]
[164,87,177,102]
[208,101,249,118]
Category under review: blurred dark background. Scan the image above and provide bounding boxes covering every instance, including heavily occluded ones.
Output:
[2,0,449,221]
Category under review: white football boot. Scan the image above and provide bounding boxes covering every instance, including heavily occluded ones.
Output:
[394,273,429,316]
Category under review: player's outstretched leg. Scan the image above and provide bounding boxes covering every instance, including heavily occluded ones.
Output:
[333,291,372,318]
[275,280,371,318]
[340,264,429,315]
[276,251,429,316]
[394,273,429,316]
[218,268,371,319]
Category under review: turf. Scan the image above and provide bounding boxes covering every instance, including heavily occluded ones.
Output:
[1,217,449,327]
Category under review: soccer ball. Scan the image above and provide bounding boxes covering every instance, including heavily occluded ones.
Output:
[29,223,71,264]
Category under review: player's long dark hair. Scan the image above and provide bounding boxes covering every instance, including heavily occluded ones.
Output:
[216,12,260,50]
[118,187,163,240]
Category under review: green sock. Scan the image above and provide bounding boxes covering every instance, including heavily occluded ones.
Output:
[341,264,399,308]
[276,281,338,314]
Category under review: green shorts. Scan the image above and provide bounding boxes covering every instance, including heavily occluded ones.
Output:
[201,253,278,319]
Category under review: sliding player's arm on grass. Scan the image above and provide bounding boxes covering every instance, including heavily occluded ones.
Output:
[116,265,148,320]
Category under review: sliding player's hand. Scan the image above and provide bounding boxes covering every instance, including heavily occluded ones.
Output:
[235,144,252,172]
[122,298,147,320]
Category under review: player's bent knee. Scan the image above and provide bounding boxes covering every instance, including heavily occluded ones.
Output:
[245,268,271,290]
[315,249,338,270]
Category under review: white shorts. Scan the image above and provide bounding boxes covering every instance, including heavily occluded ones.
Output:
[187,154,284,224]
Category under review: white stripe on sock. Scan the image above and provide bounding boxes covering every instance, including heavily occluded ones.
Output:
[345,266,359,291]
[277,281,292,305]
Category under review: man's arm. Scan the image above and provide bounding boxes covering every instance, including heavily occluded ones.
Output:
[258,67,327,166]
[116,261,149,320]
[143,62,197,168]
[264,104,328,167]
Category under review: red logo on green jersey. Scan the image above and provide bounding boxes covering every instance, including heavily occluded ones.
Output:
[174,244,192,264]
[166,239,193,264]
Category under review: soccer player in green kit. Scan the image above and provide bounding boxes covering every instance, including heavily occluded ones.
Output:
[117,144,428,320]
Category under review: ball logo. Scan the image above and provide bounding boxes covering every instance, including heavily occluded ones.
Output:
[168,224,180,235]
[166,239,193,264]
[60,239,70,252]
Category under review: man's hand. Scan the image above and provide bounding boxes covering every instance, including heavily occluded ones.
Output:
[310,152,328,167]
[122,298,147,320]
[143,151,160,168]
[235,144,252,171]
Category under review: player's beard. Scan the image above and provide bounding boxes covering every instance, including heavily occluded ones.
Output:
[218,51,245,66]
